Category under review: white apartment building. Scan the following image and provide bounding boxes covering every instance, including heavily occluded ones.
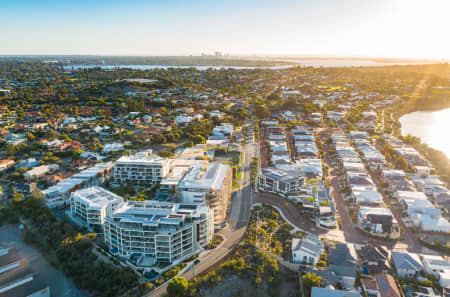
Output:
[23,164,59,181]
[258,166,306,197]
[104,200,214,265]
[112,155,170,185]
[42,162,113,208]
[177,163,232,227]
[69,186,124,231]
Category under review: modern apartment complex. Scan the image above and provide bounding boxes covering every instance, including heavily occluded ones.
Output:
[42,162,113,208]
[112,154,170,185]
[258,167,306,196]
[104,200,214,265]
[69,186,124,231]
[177,163,232,227]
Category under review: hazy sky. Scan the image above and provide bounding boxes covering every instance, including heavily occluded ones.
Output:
[1,0,449,59]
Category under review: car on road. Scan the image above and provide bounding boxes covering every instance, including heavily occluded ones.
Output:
[193,259,200,265]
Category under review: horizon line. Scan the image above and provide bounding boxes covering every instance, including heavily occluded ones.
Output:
[0,54,446,62]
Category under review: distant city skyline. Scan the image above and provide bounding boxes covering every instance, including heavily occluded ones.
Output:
[1,0,449,59]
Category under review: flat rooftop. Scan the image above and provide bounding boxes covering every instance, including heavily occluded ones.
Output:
[178,163,229,190]
[115,155,167,165]
[71,186,123,209]
[111,201,208,227]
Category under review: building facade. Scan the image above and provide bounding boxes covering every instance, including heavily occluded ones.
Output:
[69,186,124,231]
[42,162,113,208]
[112,155,170,185]
[104,201,214,265]
[177,163,232,227]
[258,167,305,196]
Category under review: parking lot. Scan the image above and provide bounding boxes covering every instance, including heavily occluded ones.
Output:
[0,225,84,297]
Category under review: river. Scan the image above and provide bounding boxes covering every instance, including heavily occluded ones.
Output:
[63,64,295,70]
[399,108,450,158]
[63,59,431,70]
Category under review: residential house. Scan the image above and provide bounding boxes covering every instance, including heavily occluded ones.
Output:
[391,251,423,278]
[356,245,391,275]
[362,273,401,297]
[23,164,59,181]
[421,255,450,278]
[410,208,450,233]
[292,234,323,265]
[327,243,358,289]
[358,207,399,238]
[102,143,124,153]
[0,159,14,171]
[15,158,40,169]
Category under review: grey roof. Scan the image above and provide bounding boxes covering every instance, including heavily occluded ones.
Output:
[293,235,322,258]
[262,167,305,183]
[311,287,360,297]
[357,245,391,274]
[305,269,336,286]
[328,243,357,278]
[391,252,423,272]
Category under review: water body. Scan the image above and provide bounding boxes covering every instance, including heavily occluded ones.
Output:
[287,59,431,67]
[63,64,295,70]
[399,108,450,158]
[63,59,430,70]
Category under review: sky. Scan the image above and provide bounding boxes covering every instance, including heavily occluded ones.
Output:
[0,0,449,59]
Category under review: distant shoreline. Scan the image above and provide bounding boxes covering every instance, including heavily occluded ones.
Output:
[1,55,444,68]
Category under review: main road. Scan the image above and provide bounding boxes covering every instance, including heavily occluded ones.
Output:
[147,121,256,297]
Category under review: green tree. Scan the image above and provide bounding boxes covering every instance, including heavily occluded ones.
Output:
[253,250,279,284]
[7,144,15,157]
[31,189,43,200]
[17,166,28,175]
[26,132,35,141]
[158,148,174,158]
[193,135,205,144]
[184,141,194,148]
[255,104,270,119]
[397,156,409,171]
[167,277,188,297]
[302,272,321,296]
